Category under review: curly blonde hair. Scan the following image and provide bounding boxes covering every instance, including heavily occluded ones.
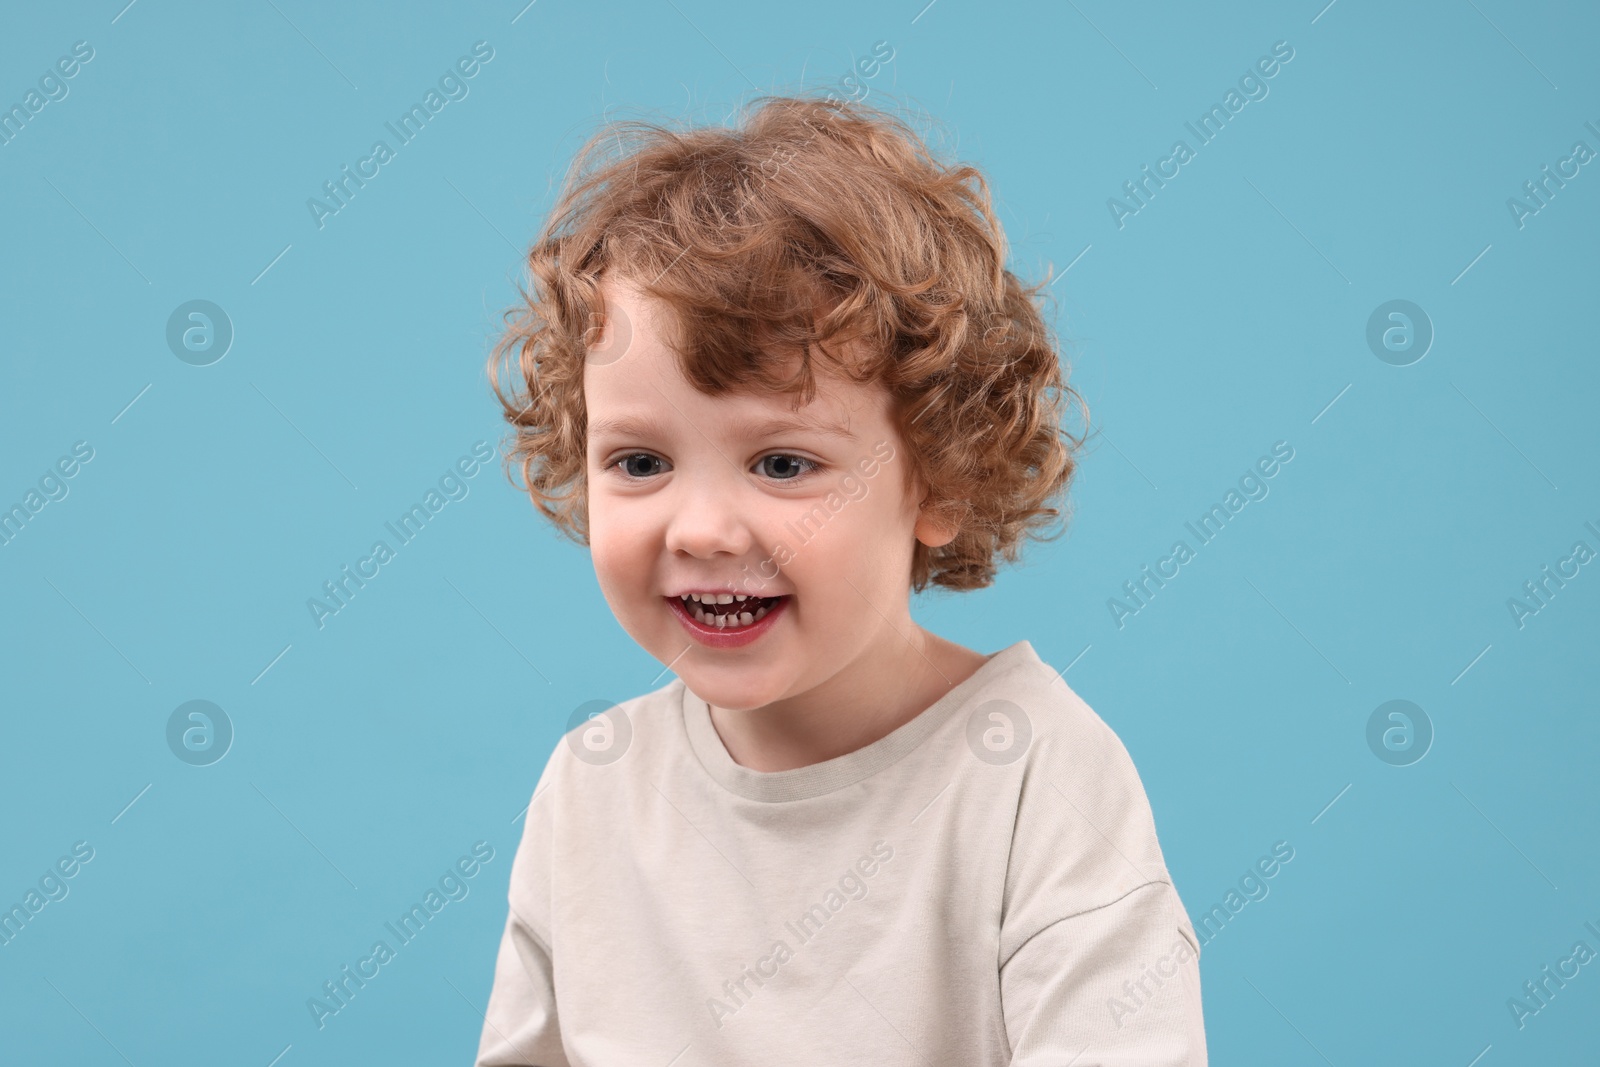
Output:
[486,94,1088,593]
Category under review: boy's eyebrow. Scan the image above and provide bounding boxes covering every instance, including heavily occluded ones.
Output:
[588,412,857,442]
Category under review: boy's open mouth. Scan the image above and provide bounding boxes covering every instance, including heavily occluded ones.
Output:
[673,592,787,630]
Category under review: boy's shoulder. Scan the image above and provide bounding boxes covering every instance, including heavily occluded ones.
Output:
[963,640,1149,783]
[523,677,690,800]
[987,643,1181,917]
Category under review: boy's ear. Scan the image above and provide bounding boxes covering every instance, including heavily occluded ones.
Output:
[907,468,958,548]
[914,499,959,548]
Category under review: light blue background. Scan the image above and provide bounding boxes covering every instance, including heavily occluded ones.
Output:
[2,0,1596,1063]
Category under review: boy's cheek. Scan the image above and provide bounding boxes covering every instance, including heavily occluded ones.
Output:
[586,531,638,606]
[591,539,674,626]
[588,537,634,590]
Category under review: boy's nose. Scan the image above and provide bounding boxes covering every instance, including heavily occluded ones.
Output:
[662,478,756,559]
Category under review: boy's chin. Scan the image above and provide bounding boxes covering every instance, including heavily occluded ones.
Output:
[673,663,790,713]
[678,681,771,713]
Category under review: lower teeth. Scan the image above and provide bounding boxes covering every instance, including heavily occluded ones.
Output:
[687,598,776,629]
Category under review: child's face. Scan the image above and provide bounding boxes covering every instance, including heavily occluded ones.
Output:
[584,276,954,712]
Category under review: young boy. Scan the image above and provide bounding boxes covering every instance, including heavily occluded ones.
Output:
[475,95,1206,1065]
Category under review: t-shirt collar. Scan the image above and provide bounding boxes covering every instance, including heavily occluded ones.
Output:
[679,639,1040,802]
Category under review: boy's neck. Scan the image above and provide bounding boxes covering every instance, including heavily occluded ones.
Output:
[705,627,991,773]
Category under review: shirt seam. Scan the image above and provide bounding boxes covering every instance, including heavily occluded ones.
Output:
[1160,881,1205,1067]
[998,878,1174,972]
[508,895,555,962]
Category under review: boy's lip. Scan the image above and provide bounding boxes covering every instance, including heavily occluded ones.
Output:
[664,587,791,599]
[664,592,790,649]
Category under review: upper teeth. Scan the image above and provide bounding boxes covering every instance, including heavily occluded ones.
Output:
[677,592,778,629]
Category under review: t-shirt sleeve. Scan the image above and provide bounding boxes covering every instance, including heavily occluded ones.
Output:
[474,753,572,1067]
[474,901,569,1066]
[1000,880,1206,1066]
[997,689,1206,1066]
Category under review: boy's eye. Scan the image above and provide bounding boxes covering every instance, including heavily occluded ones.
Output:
[756,453,817,480]
[610,452,818,481]
[616,453,666,478]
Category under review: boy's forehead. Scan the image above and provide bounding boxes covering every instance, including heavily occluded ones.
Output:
[586,374,872,442]
[586,278,891,434]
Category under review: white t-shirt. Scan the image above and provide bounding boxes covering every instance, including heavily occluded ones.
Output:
[475,639,1207,1066]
